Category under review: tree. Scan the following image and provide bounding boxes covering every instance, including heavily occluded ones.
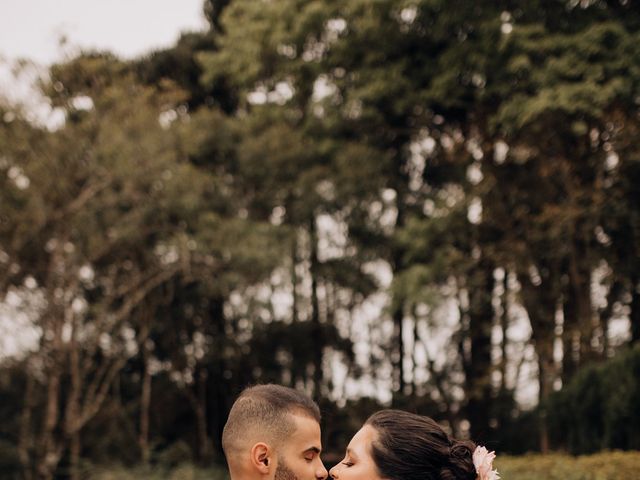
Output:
[0,52,266,478]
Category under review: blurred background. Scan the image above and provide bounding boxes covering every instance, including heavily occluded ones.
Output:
[1,1,639,479]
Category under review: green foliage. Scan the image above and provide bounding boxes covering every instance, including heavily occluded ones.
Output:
[548,345,640,454]
[494,21,640,134]
[155,441,194,469]
[0,438,21,480]
[248,320,354,384]
[136,32,226,110]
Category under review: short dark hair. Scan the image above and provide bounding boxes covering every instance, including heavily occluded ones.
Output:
[366,410,477,480]
[222,384,321,459]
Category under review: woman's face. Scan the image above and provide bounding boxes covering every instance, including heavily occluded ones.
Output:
[329,424,385,480]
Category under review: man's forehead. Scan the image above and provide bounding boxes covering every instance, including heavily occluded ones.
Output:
[293,409,320,421]
[289,412,321,431]
[286,413,322,445]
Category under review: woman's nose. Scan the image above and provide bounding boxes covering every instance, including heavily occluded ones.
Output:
[329,465,338,478]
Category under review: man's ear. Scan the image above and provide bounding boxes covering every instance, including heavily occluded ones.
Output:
[250,442,273,475]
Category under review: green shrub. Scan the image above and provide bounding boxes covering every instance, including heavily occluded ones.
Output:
[496,451,640,480]
[0,438,21,480]
[154,440,194,469]
[547,345,640,454]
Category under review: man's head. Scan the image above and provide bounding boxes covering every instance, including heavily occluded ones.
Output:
[222,384,328,480]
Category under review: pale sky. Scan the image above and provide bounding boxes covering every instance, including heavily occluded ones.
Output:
[0,0,208,65]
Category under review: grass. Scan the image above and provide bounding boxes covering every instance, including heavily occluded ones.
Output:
[86,464,229,480]
[496,451,640,480]
[85,451,640,480]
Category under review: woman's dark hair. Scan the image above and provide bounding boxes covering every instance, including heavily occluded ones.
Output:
[365,410,477,480]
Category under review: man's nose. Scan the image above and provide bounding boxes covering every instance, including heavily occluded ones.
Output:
[316,461,328,479]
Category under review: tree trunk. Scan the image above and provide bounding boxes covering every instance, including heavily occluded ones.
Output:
[309,217,323,400]
[391,215,407,397]
[208,295,226,456]
[392,304,405,396]
[535,330,555,453]
[66,326,82,480]
[291,235,299,325]
[631,274,640,344]
[188,368,212,464]
[210,368,226,457]
[412,313,420,395]
[390,166,408,400]
[139,339,152,465]
[465,258,494,441]
[18,369,34,480]
[69,431,81,480]
[500,271,509,393]
[561,294,580,384]
[37,241,67,480]
[578,282,595,360]
[565,221,596,370]
[37,312,64,480]
[518,270,559,453]
[37,365,62,480]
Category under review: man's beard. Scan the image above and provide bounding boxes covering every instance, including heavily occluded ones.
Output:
[275,457,299,480]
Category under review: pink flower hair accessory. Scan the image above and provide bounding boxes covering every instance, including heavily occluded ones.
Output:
[472,445,499,480]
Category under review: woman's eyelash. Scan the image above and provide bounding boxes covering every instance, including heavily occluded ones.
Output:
[342,461,354,467]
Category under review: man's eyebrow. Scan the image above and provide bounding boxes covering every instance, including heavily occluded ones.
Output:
[303,446,322,454]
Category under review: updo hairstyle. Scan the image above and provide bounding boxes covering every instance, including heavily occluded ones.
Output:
[365,410,477,480]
